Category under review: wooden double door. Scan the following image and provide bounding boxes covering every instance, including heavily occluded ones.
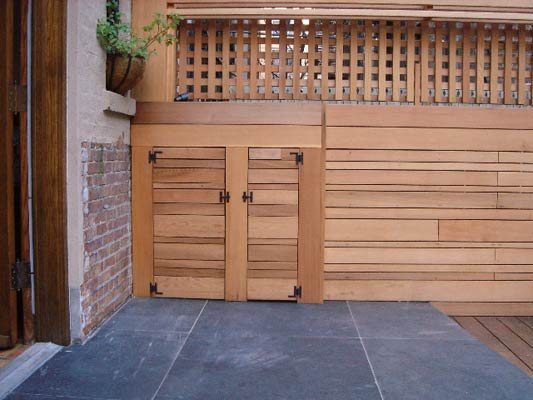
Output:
[133,146,322,303]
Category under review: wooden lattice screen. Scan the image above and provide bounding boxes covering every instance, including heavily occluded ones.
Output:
[174,19,533,104]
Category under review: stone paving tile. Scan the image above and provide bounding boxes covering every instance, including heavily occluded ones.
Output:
[156,334,380,400]
[10,330,185,400]
[101,298,206,333]
[348,301,473,340]
[364,337,533,400]
[192,300,357,338]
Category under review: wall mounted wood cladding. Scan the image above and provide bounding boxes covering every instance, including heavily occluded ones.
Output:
[324,104,533,308]
[172,19,533,104]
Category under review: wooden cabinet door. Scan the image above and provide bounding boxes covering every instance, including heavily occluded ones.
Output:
[247,148,300,300]
[151,147,226,299]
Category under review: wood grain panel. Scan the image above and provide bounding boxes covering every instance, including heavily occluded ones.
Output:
[327,127,533,151]
[248,217,298,239]
[326,219,438,241]
[132,124,322,148]
[153,215,224,238]
[32,0,69,345]
[154,276,224,299]
[225,148,248,301]
[439,221,533,242]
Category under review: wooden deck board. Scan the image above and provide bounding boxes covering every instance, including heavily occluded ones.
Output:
[455,316,533,377]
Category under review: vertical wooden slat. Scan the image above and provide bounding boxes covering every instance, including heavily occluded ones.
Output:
[364,21,372,100]
[222,19,230,99]
[463,23,473,103]
[321,20,330,100]
[298,148,323,304]
[207,19,216,99]
[415,61,422,105]
[307,20,316,100]
[476,23,485,103]
[166,32,177,101]
[236,20,244,98]
[250,20,258,100]
[132,147,153,298]
[265,20,272,100]
[449,22,457,103]
[392,21,401,101]
[349,21,357,101]
[225,148,248,302]
[193,22,202,99]
[407,21,415,102]
[177,22,187,96]
[378,21,387,101]
[278,19,287,100]
[420,22,429,102]
[504,27,513,104]
[518,28,526,105]
[335,20,343,100]
[435,23,443,102]
[293,19,301,100]
[490,24,499,104]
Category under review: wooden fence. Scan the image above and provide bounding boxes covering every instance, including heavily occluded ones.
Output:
[174,19,533,104]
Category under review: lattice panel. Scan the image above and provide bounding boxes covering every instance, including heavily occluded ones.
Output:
[175,19,533,104]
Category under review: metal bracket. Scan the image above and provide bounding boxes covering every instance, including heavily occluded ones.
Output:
[148,150,163,164]
[8,84,27,114]
[150,282,163,295]
[219,191,231,203]
[288,285,302,299]
[290,152,304,165]
[11,261,32,290]
[242,191,254,203]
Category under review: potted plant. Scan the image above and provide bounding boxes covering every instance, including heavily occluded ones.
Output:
[97,0,180,95]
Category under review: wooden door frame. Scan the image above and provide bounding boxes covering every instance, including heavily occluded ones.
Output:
[31,0,70,345]
[0,0,19,348]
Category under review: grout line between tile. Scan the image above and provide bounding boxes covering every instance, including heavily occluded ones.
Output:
[150,300,209,400]
[346,301,385,400]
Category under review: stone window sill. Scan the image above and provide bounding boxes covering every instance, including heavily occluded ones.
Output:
[103,90,136,117]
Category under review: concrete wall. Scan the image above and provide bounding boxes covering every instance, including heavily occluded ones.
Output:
[66,0,135,342]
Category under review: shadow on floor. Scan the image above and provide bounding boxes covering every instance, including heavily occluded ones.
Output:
[4,300,533,400]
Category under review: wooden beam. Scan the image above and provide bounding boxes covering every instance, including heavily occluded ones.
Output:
[32,0,69,345]
[132,124,322,148]
[168,8,533,23]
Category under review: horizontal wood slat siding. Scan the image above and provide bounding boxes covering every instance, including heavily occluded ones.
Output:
[325,104,533,303]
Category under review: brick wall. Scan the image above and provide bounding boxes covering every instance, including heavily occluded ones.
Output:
[80,138,132,335]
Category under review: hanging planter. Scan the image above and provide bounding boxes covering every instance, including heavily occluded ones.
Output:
[97,0,180,95]
[106,54,146,95]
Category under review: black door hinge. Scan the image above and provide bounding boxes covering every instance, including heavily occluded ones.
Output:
[148,150,163,164]
[219,191,231,203]
[242,191,253,203]
[11,261,32,290]
[8,84,27,114]
[150,282,163,295]
[290,152,304,165]
[288,285,302,299]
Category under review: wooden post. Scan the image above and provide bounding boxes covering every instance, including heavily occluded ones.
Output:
[132,0,169,101]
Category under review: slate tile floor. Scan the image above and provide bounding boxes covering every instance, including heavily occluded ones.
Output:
[5,300,533,400]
